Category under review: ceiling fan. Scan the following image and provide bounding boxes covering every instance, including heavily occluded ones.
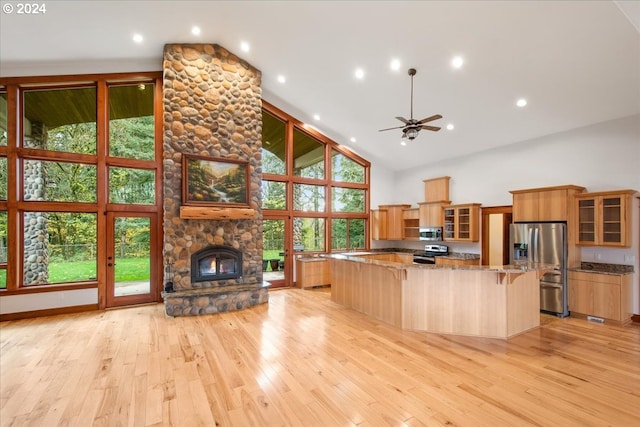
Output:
[379,68,442,140]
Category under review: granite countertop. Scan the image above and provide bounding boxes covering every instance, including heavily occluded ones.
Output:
[296,257,329,262]
[440,252,481,260]
[324,253,549,273]
[569,262,634,276]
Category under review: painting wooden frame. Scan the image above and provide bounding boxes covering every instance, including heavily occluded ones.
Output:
[182,154,250,208]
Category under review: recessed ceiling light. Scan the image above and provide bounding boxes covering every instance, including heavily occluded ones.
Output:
[390,58,401,71]
[350,137,356,143]
[132,33,143,43]
[400,140,407,146]
[277,75,286,84]
[313,114,320,121]
[191,26,201,36]
[516,98,528,107]
[240,41,250,52]
[446,123,455,130]
[354,68,365,79]
[451,56,464,69]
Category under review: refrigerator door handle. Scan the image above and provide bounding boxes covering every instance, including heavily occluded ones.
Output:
[533,227,540,263]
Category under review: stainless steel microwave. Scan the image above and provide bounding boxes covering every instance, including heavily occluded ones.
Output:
[419,227,443,241]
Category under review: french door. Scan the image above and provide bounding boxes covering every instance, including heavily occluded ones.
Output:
[105,212,158,308]
[262,216,292,288]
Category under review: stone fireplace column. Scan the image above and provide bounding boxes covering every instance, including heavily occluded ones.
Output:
[162,44,263,294]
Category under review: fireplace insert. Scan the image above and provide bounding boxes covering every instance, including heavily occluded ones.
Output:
[191,246,242,282]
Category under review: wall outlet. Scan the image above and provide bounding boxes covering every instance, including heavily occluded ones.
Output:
[595,253,602,261]
[624,255,636,263]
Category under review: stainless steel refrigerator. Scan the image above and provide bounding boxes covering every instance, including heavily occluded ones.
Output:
[509,222,568,317]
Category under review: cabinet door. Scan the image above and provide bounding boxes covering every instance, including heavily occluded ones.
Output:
[371,209,388,240]
[538,190,567,221]
[512,193,538,222]
[443,207,455,239]
[419,203,444,227]
[386,207,404,240]
[577,198,597,245]
[457,207,471,240]
[568,279,593,314]
[592,281,621,320]
[601,196,623,245]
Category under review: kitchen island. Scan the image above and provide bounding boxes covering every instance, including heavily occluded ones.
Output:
[327,253,543,339]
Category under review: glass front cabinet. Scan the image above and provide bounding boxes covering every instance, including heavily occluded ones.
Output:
[575,190,635,247]
[443,203,481,242]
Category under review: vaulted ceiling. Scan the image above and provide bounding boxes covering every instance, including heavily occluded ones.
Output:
[1,1,638,171]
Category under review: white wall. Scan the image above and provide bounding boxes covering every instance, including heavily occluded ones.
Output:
[371,114,640,313]
[0,288,98,315]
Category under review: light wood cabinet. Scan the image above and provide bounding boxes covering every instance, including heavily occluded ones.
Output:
[418,202,447,227]
[423,176,450,203]
[568,271,633,324]
[296,259,330,288]
[371,209,388,240]
[443,204,481,242]
[510,185,585,222]
[435,257,480,267]
[371,204,411,240]
[575,190,635,247]
[402,208,420,240]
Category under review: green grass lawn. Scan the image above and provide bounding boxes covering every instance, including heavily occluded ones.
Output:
[0,258,150,288]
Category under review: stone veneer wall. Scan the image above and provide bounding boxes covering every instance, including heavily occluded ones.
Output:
[162,44,263,293]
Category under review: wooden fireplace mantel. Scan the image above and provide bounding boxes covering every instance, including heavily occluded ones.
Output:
[180,206,256,220]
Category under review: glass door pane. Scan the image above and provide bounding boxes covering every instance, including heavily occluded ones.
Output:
[106,213,157,307]
[263,218,290,288]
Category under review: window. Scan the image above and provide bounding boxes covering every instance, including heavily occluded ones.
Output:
[23,212,97,285]
[262,111,286,175]
[0,73,161,292]
[23,160,97,202]
[23,87,97,154]
[262,102,370,255]
[109,83,155,160]
[109,167,155,204]
[294,184,325,212]
[332,150,365,183]
[261,180,286,210]
[293,128,324,179]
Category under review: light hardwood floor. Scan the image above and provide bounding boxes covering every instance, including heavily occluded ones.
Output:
[1,288,639,427]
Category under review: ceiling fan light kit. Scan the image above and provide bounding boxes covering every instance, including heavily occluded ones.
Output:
[379,68,443,142]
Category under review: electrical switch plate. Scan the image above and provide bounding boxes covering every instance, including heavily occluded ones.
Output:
[624,255,635,263]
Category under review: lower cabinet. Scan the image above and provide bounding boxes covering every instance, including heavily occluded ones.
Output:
[567,271,633,324]
[435,257,480,267]
[296,259,330,288]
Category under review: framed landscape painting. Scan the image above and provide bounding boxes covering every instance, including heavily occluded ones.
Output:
[182,154,250,207]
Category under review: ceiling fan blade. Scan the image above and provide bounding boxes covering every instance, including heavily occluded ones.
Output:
[421,125,441,132]
[378,125,407,132]
[395,116,410,124]
[418,114,443,124]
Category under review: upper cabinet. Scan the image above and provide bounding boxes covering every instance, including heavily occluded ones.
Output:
[443,204,481,242]
[510,185,585,222]
[575,190,635,247]
[418,202,447,227]
[423,176,450,203]
[371,204,411,240]
[402,208,420,240]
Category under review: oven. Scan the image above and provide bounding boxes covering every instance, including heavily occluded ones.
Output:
[413,244,448,264]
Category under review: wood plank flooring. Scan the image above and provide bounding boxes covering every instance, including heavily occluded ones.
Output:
[1,288,639,426]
